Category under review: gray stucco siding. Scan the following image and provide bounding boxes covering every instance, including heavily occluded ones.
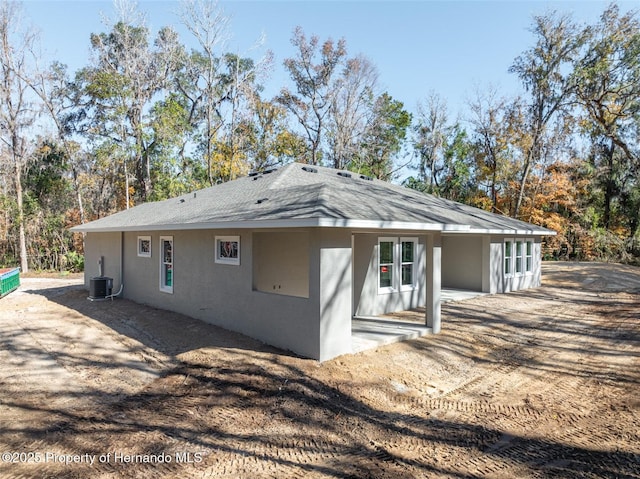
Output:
[441,235,484,291]
[87,229,322,359]
[253,231,310,298]
[317,228,353,361]
[353,232,427,317]
[84,232,123,291]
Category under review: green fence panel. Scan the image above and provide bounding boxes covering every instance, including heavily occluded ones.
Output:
[0,268,20,298]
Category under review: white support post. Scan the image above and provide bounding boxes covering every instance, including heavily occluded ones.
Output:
[426,232,442,333]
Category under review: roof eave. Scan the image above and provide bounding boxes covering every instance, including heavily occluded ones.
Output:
[73,218,456,233]
[71,218,557,235]
[445,227,557,236]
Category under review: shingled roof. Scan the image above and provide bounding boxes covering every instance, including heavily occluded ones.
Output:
[72,162,554,235]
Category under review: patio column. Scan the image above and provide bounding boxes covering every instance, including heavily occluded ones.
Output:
[426,232,442,333]
[318,228,353,361]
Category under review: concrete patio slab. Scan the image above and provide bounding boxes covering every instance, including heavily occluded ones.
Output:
[351,289,487,353]
[441,288,488,303]
[352,317,432,353]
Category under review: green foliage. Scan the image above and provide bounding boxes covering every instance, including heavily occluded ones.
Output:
[64,251,85,272]
[352,93,411,180]
[1,2,640,269]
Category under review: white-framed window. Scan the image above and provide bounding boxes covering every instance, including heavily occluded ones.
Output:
[525,240,533,273]
[505,238,535,277]
[215,236,240,265]
[378,237,418,294]
[400,237,417,290]
[378,237,395,293]
[160,236,173,293]
[515,240,523,275]
[137,235,151,257]
[504,240,513,277]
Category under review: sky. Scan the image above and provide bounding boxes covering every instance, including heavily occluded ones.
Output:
[21,0,638,123]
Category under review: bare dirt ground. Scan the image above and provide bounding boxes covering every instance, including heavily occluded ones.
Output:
[0,262,638,479]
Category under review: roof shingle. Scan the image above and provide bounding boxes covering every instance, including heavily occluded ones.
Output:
[72,162,555,235]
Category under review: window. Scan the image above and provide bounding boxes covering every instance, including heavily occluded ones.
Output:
[505,239,534,277]
[378,237,418,293]
[515,241,523,274]
[504,240,513,277]
[378,238,394,292]
[525,240,533,273]
[400,238,417,289]
[137,236,151,257]
[215,236,240,265]
[160,236,173,293]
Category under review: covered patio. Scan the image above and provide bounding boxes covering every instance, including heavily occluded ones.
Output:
[352,288,487,353]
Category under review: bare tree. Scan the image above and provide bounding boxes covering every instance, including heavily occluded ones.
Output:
[327,54,378,170]
[81,0,183,204]
[278,27,347,165]
[178,0,230,185]
[0,2,38,272]
[509,10,587,218]
[467,86,511,213]
[414,92,449,191]
[179,0,271,183]
[25,61,87,226]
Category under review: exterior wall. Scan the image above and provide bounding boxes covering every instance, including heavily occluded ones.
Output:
[117,229,322,360]
[487,238,503,294]
[83,228,545,361]
[84,232,123,291]
[441,235,484,291]
[489,235,542,293]
[253,232,309,298]
[353,233,427,317]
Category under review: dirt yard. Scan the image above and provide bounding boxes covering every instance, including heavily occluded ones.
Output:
[0,262,638,479]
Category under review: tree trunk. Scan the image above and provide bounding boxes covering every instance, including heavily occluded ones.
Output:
[14,158,28,273]
[513,159,531,219]
[603,140,616,230]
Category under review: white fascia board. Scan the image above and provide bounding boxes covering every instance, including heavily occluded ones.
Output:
[72,217,462,233]
[72,217,553,234]
[445,227,557,236]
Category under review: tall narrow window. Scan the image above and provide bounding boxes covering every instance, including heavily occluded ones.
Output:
[401,238,417,290]
[515,241,523,275]
[525,240,533,273]
[378,238,394,291]
[504,241,513,277]
[160,236,173,293]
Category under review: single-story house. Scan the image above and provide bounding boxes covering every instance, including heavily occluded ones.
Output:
[72,162,555,361]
